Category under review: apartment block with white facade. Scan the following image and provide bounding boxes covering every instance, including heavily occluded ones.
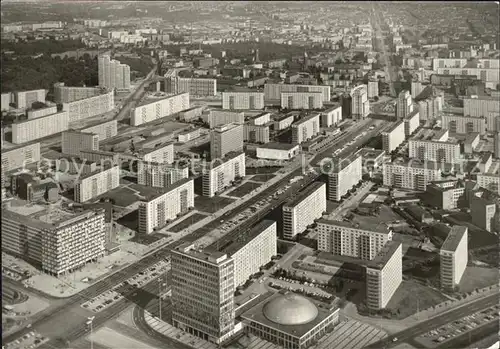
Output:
[463,96,500,121]
[2,208,106,276]
[440,226,468,289]
[210,123,244,159]
[140,142,175,164]
[366,241,402,310]
[317,219,393,261]
[441,114,486,135]
[171,243,235,344]
[351,85,370,120]
[476,173,500,195]
[383,160,442,191]
[137,161,189,188]
[404,110,420,137]
[208,110,244,128]
[202,152,245,197]
[74,166,120,203]
[14,89,46,109]
[11,110,69,144]
[1,143,41,177]
[178,127,202,143]
[244,123,271,144]
[207,220,277,287]
[281,92,323,110]
[138,178,194,234]
[396,90,413,119]
[98,54,131,90]
[408,136,461,164]
[321,105,342,127]
[326,154,362,201]
[282,182,326,240]
[62,90,115,123]
[131,93,190,126]
[165,77,217,97]
[62,130,99,157]
[54,82,101,104]
[256,143,300,160]
[265,83,330,102]
[247,112,271,126]
[291,113,320,144]
[470,188,499,232]
[382,120,405,154]
[80,119,118,141]
[222,92,265,110]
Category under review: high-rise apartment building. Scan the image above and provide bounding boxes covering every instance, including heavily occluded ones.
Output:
[440,226,468,289]
[80,119,118,141]
[222,92,265,110]
[404,110,420,137]
[244,123,271,144]
[140,142,175,164]
[130,93,190,126]
[62,130,99,157]
[264,83,330,102]
[208,110,244,128]
[317,219,393,261]
[441,114,486,135]
[411,80,422,99]
[396,90,413,119]
[11,111,69,144]
[14,89,46,109]
[98,54,131,90]
[417,97,441,121]
[351,85,370,120]
[495,132,500,159]
[165,77,217,97]
[53,82,101,104]
[171,243,235,344]
[206,220,277,287]
[137,161,189,188]
[210,123,244,160]
[326,154,362,201]
[74,166,120,203]
[366,241,402,310]
[282,182,326,240]
[1,92,11,111]
[408,135,461,164]
[382,120,405,154]
[247,112,272,126]
[320,105,342,128]
[383,160,442,191]
[2,208,106,276]
[280,92,323,110]
[62,90,115,123]
[202,152,245,197]
[367,79,379,99]
[138,178,194,234]
[470,188,499,232]
[463,96,499,120]
[291,113,320,144]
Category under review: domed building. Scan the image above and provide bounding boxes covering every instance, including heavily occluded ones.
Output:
[241,291,339,349]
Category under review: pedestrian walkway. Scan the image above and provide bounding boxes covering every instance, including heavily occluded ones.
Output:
[144,311,218,349]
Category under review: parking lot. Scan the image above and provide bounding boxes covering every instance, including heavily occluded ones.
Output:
[226,181,263,198]
[4,331,48,349]
[81,259,170,313]
[417,305,500,346]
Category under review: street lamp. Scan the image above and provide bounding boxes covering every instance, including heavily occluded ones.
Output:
[158,278,167,321]
[86,316,95,349]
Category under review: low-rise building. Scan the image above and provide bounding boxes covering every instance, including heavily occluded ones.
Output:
[282,182,326,240]
[177,127,201,143]
[440,226,468,289]
[256,143,300,160]
[138,178,194,234]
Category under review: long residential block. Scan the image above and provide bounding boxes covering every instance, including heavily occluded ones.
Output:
[281,92,323,110]
[441,114,486,135]
[11,110,69,144]
[383,160,442,191]
[137,161,189,188]
[222,92,265,110]
[264,83,331,102]
[1,143,41,175]
[62,90,115,123]
[131,93,190,126]
[80,119,118,141]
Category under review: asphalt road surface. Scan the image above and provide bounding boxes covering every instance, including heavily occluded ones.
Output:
[365,292,499,349]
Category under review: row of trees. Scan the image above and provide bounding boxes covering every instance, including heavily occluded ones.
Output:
[1,39,86,56]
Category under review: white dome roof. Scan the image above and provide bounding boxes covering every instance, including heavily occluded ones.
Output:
[263,293,318,326]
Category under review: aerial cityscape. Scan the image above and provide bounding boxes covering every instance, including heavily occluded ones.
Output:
[1,1,499,349]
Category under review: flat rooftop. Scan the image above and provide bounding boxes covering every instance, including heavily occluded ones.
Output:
[317,217,391,235]
[464,132,480,143]
[321,153,361,173]
[240,291,337,339]
[79,165,118,181]
[172,242,229,265]
[356,147,385,160]
[323,104,341,113]
[441,226,467,252]
[284,182,325,209]
[178,127,201,136]
[258,142,298,151]
[140,178,192,201]
[292,113,320,127]
[136,92,188,107]
[384,120,404,133]
[366,241,402,270]
[274,113,295,122]
[206,220,275,257]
